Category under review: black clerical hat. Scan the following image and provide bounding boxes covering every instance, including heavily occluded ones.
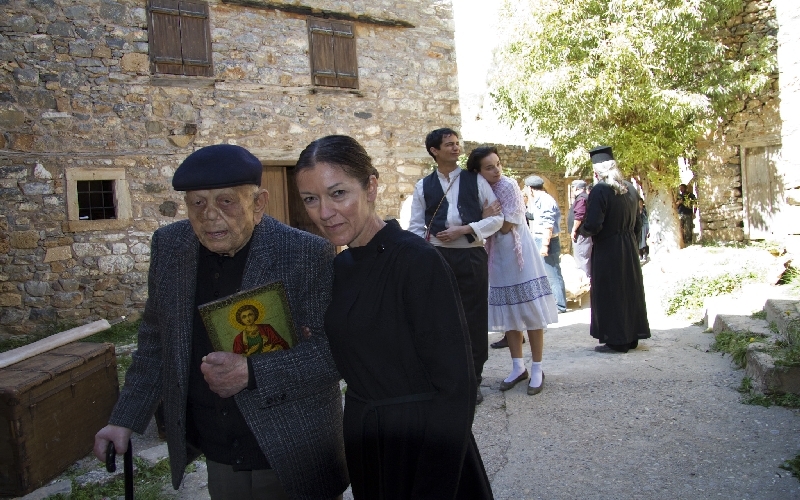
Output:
[589,146,614,164]
[172,144,262,191]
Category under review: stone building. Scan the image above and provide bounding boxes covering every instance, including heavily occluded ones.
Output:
[0,0,461,335]
[697,0,799,245]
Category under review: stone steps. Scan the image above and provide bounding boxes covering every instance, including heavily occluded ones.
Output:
[712,295,800,395]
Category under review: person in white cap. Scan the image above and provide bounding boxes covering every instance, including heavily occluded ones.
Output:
[523,175,568,313]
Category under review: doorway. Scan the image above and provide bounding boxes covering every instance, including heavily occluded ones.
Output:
[742,144,782,240]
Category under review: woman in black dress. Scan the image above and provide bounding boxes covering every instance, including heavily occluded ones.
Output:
[294,135,493,499]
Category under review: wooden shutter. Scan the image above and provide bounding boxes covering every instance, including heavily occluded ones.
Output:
[148,0,212,76]
[331,22,357,88]
[308,18,358,89]
[179,1,213,76]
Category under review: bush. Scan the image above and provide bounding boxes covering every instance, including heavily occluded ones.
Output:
[665,271,759,315]
[711,330,767,368]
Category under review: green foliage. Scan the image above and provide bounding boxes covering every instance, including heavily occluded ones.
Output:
[778,266,800,293]
[751,310,767,320]
[711,330,766,368]
[81,318,140,386]
[780,454,800,479]
[48,458,181,500]
[738,377,800,408]
[82,318,140,346]
[490,0,776,185]
[664,271,759,315]
[773,319,800,368]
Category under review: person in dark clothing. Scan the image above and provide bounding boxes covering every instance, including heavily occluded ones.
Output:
[94,144,348,499]
[580,146,651,353]
[407,128,503,404]
[295,135,493,500]
[676,183,696,246]
[569,179,592,277]
[638,198,650,262]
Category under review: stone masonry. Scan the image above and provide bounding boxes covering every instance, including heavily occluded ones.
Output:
[0,0,461,335]
[462,140,574,251]
[696,0,782,242]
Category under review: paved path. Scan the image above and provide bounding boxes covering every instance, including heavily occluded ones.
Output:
[475,266,800,499]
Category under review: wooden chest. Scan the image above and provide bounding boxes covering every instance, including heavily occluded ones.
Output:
[0,342,118,497]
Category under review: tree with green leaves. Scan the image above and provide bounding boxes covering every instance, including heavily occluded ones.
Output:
[490,0,775,187]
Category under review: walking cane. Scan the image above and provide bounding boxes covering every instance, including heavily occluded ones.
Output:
[106,439,134,499]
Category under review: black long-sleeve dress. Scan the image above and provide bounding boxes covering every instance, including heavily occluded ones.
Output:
[325,219,493,499]
[580,181,651,346]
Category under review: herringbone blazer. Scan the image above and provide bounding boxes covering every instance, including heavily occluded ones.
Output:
[109,215,349,499]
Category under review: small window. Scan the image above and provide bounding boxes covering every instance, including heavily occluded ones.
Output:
[77,180,116,220]
[65,169,132,231]
[308,17,358,89]
[147,0,213,77]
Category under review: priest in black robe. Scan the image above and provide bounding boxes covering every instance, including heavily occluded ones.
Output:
[581,146,651,353]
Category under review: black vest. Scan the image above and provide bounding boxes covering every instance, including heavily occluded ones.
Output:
[568,192,588,234]
[422,169,482,243]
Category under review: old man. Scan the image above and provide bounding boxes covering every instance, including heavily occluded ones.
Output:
[94,144,348,499]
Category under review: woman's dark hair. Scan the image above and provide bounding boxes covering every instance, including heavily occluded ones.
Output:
[295,135,378,188]
[466,146,500,173]
[236,304,259,323]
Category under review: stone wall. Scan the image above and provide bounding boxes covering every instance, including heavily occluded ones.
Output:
[462,141,574,250]
[696,0,781,242]
[0,0,460,335]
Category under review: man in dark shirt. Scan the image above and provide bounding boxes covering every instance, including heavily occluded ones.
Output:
[94,144,348,499]
[569,179,592,277]
[676,183,696,247]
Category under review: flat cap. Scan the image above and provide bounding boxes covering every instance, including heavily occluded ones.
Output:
[524,175,544,188]
[172,144,262,191]
[572,179,587,190]
[589,145,614,164]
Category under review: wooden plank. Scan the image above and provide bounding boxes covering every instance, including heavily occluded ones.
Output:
[261,166,289,224]
[0,320,114,370]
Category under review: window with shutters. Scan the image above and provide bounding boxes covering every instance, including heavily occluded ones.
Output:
[147,0,213,77]
[307,18,358,89]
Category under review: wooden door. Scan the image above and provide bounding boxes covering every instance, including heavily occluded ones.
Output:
[285,166,326,239]
[742,144,781,240]
[261,166,289,224]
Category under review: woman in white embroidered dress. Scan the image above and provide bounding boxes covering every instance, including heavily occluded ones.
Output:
[467,147,558,395]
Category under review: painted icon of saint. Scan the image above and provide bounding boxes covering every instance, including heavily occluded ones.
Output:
[229,301,290,356]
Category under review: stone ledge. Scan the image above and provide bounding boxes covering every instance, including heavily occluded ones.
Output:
[765,298,800,338]
[745,346,800,395]
[713,307,800,395]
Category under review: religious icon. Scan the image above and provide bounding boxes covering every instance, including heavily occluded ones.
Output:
[198,282,296,355]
